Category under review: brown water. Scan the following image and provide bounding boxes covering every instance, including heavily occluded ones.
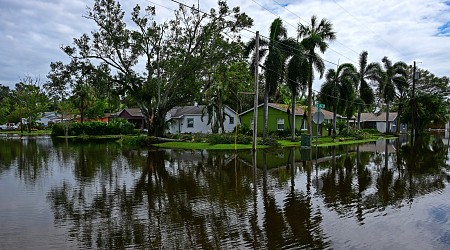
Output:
[0,135,449,249]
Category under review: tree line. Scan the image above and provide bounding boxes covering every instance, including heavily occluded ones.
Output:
[0,0,449,137]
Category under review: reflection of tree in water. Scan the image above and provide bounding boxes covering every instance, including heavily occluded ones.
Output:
[317,138,450,224]
[0,137,51,184]
[261,149,330,249]
[48,149,263,249]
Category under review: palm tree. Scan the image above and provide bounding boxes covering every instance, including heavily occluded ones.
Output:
[379,57,408,134]
[286,39,308,141]
[245,18,288,139]
[298,16,336,135]
[356,51,383,129]
[319,63,356,136]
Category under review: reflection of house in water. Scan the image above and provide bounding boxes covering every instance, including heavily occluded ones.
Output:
[358,140,397,153]
[164,149,236,168]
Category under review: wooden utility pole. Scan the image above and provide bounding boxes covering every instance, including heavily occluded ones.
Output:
[252,31,260,151]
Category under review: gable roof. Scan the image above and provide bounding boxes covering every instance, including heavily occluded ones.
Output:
[119,108,144,118]
[360,112,398,122]
[169,105,205,118]
[240,103,339,120]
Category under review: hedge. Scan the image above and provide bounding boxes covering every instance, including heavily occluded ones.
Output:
[51,119,136,136]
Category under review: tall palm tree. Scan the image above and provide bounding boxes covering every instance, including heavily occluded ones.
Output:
[356,51,382,129]
[379,57,408,134]
[245,18,288,139]
[298,16,336,135]
[319,63,356,136]
[286,39,308,141]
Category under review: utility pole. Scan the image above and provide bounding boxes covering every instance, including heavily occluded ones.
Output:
[252,31,259,151]
[411,61,416,138]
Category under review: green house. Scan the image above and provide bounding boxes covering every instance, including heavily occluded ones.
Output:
[239,103,337,136]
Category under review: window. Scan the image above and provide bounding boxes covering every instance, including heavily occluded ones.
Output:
[229,116,234,124]
[250,119,254,130]
[277,118,284,130]
[187,118,194,128]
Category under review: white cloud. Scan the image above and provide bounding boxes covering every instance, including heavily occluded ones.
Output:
[0,0,449,91]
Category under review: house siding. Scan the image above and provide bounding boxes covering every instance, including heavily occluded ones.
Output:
[240,105,318,135]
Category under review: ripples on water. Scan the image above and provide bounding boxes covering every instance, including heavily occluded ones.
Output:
[0,136,449,249]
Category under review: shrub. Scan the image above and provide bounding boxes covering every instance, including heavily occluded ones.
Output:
[206,133,252,145]
[51,119,136,136]
[234,124,252,136]
[259,137,280,147]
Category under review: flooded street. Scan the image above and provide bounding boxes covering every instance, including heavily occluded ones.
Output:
[1,135,450,249]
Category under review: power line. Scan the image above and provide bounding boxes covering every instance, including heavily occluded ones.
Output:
[168,0,340,67]
[270,0,360,57]
[143,1,371,110]
[330,0,404,58]
[146,0,176,11]
[249,0,358,64]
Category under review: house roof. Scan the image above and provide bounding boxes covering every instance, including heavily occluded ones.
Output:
[120,108,144,118]
[168,105,205,118]
[168,105,236,119]
[240,103,339,120]
[360,112,398,122]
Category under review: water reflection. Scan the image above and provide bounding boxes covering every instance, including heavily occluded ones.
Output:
[0,136,449,249]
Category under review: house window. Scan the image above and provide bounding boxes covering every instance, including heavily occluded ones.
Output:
[277,118,284,130]
[187,118,194,128]
[250,119,254,130]
[229,117,234,124]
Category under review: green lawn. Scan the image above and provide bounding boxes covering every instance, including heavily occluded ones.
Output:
[0,130,52,135]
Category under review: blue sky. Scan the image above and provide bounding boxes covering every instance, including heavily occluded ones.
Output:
[1,0,450,91]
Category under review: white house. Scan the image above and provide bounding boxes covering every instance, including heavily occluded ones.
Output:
[359,112,407,133]
[22,112,62,127]
[166,105,238,134]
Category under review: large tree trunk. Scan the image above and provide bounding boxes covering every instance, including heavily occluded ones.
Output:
[150,114,165,137]
[291,93,296,141]
[263,81,269,139]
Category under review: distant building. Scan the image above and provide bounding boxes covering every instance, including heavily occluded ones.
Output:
[359,112,407,133]
[117,108,145,129]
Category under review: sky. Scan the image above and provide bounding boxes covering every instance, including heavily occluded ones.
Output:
[1,0,450,92]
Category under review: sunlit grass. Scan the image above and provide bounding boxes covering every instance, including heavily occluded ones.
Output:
[0,130,52,135]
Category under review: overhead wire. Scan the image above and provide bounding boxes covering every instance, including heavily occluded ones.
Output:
[270,0,360,57]
[249,0,358,64]
[151,0,368,106]
[330,0,405,58]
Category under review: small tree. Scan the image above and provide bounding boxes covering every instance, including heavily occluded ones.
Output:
[13,76,48,133]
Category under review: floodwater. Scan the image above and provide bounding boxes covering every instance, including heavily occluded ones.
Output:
[0,135,449,249]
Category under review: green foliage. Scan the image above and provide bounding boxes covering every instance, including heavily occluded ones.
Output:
[234,123,252,136]
[206,133,252,145]
[259,137,280,147]
[51,120,135,136]
[120,136,160,147]
[341,128,370,140]
[269,129,291,138]
[60,0,253,136]
[336,120,347,135]
[361,128,383,135]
